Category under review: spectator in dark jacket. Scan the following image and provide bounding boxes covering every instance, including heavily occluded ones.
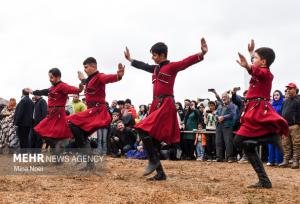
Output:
[280,83,300,169]
[30,95,48,152]
[110,120,137,157]
[14,89,34,150]
[231,88,249,163]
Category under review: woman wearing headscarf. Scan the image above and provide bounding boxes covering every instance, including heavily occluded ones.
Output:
[267,90,284,166]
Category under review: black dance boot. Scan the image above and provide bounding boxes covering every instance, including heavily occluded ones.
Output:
[246,151,272,189]
[142,136,161,176]
[80,160,95,171]
[148,164,166,181]
[68,122,85,148]
[80,142,95,171]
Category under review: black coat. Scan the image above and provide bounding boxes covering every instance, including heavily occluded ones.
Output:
[14,95,34,127]
[282,95,300,126]
[34,97,48,125]
[114,128,136,147]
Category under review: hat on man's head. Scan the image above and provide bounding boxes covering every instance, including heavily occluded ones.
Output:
[286,83,298,89]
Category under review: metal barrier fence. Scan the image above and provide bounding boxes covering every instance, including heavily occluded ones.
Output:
[180,130,216,134]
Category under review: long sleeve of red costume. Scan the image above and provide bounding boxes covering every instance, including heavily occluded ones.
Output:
[61,83,81,95]
[170,53,203,74]
[248,65,271,80]
[99,74,119,84]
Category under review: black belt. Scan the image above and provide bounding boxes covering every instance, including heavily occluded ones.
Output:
[245,98,269,102]
[153,95,174,99]
[87,101,105,107]
[153,95,174,109]
[48,106,65,108]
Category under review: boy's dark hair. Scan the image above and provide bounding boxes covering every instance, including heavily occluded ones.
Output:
[49,68,61,78]
[83,57,97,65]
[184,99,191,103]
[125,99,132,105]
[117,100,125,105]
[150,42,168,58]
[255,47,275,67]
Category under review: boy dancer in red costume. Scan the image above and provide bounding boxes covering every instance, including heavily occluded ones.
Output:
[27,68,83,158]
[68,57,125,170]
[124,38,208,180]
[234,40,288,188]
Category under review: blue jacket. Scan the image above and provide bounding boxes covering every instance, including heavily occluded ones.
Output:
[272,90,284,115]
[216,102,236,128]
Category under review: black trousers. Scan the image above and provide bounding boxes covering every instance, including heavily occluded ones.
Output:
[233,133,281,152]
[68,122,91,148]
[110,140,132,155]
[138,130,161,151]
[29,129,43,151]
[17,126,31,149]
[182,139,195,159]
[216,125,234,160]
[205,133,216,159]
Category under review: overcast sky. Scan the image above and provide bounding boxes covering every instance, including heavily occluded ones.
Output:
[0,0,299,106]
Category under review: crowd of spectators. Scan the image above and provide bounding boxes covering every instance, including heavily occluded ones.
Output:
[1,83,300,169]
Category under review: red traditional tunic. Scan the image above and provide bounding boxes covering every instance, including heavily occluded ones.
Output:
[67,71,119,132]
[33,82,81,139]
[132,53,204,144]
[236,65,289,137]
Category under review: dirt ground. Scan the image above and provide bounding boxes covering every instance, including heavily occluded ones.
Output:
[0,157,299,204]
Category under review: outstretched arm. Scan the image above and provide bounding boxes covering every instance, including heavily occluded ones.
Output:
[170,38,208,74]
[26,88,50,96]
[100,63,125,84]
[61,83,83,95]
[236,52,270,79]
[124,47,155,73]
[236,52,251,72]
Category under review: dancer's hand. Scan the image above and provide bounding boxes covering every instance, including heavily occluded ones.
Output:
[200,38,208,55]
[236,53,251,71]
[117,63,125,79]
[78,83,84,92]
[124,47,133,62]
[78,71,85,81]
[248,39,255,57]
